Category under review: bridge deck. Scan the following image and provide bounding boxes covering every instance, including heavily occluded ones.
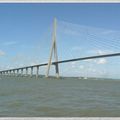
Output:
[0,52,120,72]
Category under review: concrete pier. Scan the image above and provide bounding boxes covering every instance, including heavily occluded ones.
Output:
[26,68,28,76]
[7,71,9,76]
[6,71,8,75]
[36,66,39,78]
[13,70,15,76]
[21,68,23,76]
[31,67,33,77]
[10,70,11,75]
[0,66,40,78]
[17,69,19,76]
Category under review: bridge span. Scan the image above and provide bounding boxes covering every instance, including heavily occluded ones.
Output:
[0,52,120,78]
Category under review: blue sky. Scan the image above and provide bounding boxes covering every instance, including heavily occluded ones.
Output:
[0,3,120,78]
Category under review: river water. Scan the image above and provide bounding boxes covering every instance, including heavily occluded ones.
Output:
[0,76,120,117]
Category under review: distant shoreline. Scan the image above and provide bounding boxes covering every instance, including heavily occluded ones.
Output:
[0,74,120,81]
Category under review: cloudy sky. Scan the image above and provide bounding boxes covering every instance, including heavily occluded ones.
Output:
[0,3,120,78]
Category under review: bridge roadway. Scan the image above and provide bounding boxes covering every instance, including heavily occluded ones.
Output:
[0,52,120,78]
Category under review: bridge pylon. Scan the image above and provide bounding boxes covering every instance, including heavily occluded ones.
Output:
[46,18,59,78]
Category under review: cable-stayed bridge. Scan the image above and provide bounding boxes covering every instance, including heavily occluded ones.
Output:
[0,52,120,78]
[0,18,120,78]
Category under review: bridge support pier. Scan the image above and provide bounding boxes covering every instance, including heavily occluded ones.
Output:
[26,68,28,76]
[13,70,15,76]
[17,69,19,76]
[7,71,8,75]
[11,70,13,75]
[6,71,8,75]
[36,66,39,78]
[55,63,59,78]
[31,67,33,77]
[9,70,11,76]
[21,69,23,76]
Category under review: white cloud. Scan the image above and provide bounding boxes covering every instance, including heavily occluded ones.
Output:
[84,49,112,65]
[97,50,113,55]
[87,67,96,72]
[0,50,5,56]
[71,62,76,65]
[96,58,107,64]
[5,65,11,69]
[71,62,76,68]
[88,49,113,56]
[97,50,105,55]
[84,56,107,65]
[79,65,84,69]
